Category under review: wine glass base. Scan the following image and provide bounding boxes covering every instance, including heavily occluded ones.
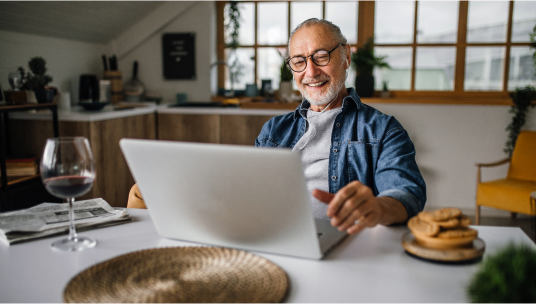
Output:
[51,236,97,251]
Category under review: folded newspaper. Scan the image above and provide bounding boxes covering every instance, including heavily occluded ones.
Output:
[0,198,132,245]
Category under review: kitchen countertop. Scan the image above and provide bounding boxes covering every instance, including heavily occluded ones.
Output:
[7,102,296,122]
[7,103,158,122]
[157,104,293,116]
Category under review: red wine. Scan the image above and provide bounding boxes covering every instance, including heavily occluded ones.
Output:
[44,176,94,198]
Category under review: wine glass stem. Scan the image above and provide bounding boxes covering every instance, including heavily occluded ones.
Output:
[67,197,78,241]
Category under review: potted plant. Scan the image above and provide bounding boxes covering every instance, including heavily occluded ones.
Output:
[20,57,56,104]
[279,57,294,102]
[467,243,536,302]
[351,37,390,98]
[380,81,390,98]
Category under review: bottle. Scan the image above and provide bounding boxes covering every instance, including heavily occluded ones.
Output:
[123,61,145,102]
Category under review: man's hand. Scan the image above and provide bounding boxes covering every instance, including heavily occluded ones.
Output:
[312,181,408,234]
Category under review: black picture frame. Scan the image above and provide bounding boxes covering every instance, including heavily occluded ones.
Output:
[162,33,196,80]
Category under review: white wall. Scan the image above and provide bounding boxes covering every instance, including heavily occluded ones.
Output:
[0,29,109,104]
[116,1,216,104]
[371,102,536,216]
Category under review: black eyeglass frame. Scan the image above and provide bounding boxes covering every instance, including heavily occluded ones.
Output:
[286,43,344,73]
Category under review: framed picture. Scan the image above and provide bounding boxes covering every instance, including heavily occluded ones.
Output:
[162,33,196,80]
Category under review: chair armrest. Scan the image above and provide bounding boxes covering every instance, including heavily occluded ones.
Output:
[475,157,511,168]
[476,157,511,184]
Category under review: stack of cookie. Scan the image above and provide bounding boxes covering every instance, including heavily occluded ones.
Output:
[408,207,478,249]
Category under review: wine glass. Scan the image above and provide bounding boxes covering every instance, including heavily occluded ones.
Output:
[40,137,97,251]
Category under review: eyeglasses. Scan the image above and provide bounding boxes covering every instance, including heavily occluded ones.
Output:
[286,43,344,73]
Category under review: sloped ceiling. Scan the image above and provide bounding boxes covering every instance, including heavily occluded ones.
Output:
[0,1,167,44]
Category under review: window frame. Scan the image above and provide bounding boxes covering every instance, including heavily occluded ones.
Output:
[216,1,534,105]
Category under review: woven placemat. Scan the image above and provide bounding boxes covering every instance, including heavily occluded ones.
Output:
[63,247,289,303]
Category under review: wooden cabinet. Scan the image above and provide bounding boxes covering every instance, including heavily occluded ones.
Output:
[8,113,156,208]
[157,113,276,146]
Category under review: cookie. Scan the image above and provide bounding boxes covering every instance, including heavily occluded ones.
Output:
[436,217,460,229]
[419,208,462,222]
[413,233,476,249]
[408,215,440,237]
[437,227,478,239]
[458,214,472,227]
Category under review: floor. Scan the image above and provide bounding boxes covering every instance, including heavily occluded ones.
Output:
[470,215,535,243]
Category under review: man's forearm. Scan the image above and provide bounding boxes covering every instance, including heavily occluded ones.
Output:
[377,196,409,226]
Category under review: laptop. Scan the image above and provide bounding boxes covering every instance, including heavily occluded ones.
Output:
[120,139,347,259]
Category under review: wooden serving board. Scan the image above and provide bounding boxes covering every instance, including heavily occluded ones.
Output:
[402,232,485,263]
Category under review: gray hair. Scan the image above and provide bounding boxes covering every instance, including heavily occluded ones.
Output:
[287,18,348,60]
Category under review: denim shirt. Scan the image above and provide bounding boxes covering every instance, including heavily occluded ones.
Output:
[255,88,426,219]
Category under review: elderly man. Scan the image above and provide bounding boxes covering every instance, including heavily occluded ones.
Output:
[254,18,426,234]
[128,18,426,235]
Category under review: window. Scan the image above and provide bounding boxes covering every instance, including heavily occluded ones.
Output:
[217,1,536,103]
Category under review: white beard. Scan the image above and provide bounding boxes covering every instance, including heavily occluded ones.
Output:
[298,67,346,107]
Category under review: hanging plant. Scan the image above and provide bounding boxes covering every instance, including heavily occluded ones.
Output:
[224,1,243,90]
[225,1,240,49]
[504,86,535,156]
[504,27,536,156]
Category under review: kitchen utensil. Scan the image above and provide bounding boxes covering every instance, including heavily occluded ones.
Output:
[124,61,145,102]
[99,80,111,103]
[102,55,108,71]
[79,74,99,103]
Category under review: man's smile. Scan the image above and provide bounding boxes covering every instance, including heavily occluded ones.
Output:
[306,81,328,88]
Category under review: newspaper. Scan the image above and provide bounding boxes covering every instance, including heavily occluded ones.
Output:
[0,198,132,245]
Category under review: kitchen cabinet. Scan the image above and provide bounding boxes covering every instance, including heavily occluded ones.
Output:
[156,107,291,146]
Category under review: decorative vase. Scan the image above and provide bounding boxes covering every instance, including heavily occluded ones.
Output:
[34,88,56,104]
[355,75,375,98]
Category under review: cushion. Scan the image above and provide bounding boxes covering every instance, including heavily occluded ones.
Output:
[477,178,536,215]
[507,131,536,182]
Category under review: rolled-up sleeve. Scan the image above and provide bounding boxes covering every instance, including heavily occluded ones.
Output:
[375,126,426,219]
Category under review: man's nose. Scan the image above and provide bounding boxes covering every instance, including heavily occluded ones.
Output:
[303,57,320,78]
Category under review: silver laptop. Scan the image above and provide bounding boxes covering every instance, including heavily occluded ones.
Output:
[120,139,347,259]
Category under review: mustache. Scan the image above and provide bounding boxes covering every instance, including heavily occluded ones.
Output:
[301,75,330,85]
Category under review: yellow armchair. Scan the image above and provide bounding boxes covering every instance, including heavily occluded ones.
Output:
[475,130,536,225]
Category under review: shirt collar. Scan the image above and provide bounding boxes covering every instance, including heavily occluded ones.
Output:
[293,87,362,120]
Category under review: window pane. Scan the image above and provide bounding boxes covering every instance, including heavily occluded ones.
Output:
[326,2,358,44]
[508,46,536,90]
[467,1,508,43]
[257,47,287,90]
[224,3,255,46]
[374,47,413,90]
[511,1,536,43]
[417,1,458,43]
[464,47,505,91]
[258,2,288,45]
[291,2,322,32]
[375,1,415,44]
[415,47,455,91]
[225,48,255,91]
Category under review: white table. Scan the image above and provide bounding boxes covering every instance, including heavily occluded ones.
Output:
[0,209,534,303]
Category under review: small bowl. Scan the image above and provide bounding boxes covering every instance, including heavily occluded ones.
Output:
[78,102,110,111]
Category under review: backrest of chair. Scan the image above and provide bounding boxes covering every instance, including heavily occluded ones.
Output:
[507,130,536,182]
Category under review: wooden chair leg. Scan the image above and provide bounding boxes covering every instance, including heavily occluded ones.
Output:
[511,212,517,219]
[475,205,480,225]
